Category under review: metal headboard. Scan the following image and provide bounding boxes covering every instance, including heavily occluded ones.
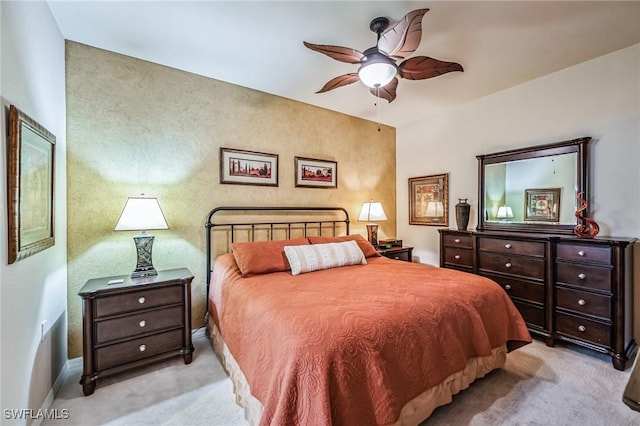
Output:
[204,206,350,301]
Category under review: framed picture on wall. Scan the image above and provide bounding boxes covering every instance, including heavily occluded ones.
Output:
[408,173,449,226]
[294,157,337,189]
[220,148,279,186]
[7,105,56,264]
[524,188,561,222]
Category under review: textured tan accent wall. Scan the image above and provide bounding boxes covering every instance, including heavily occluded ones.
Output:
[65,42,396,358]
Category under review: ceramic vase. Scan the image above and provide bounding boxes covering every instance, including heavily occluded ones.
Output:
[455,198,470,231]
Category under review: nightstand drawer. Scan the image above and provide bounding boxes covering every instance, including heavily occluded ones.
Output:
[556,263,611,292]
[95,286,183,318]
[478,238,544,257]
[478,252,545,280]
[557,243,611,264]
[96,328,184,371]
[95,305,184,345]
[556,287,611,319]
[383,250,410,262]
[556,312,611,346]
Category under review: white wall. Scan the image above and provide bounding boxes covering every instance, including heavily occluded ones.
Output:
[397,44,640,266]
[0,1,67,422]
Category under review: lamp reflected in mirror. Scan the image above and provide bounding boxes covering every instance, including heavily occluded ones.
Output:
[496,205,514,222]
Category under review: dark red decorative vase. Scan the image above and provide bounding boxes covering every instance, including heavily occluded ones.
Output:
[574,192,599,238]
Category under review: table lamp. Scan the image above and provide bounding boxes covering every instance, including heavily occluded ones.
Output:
[358,201,387,246]
[115,195,169,278]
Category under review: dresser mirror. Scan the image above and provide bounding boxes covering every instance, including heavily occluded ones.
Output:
[476,137,590,234]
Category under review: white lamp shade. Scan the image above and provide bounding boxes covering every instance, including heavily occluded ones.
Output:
[358,202,388,222]
[114,196,169,231]
[425,201,444,217]
[496,205,514,219]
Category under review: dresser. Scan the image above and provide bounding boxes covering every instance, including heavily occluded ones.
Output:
[78,268,194,395]
[439,229,636,370]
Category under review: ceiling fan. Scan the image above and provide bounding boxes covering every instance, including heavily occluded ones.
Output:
[303,9,463,103]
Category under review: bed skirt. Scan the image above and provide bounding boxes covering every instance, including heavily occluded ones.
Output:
[206,313,507,426]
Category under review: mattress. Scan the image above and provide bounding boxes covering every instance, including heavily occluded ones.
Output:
[208,252,531,425]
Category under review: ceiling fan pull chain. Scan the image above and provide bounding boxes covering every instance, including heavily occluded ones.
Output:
[376,85,381,132]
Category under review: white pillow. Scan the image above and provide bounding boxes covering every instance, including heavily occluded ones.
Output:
[284,240,367,276]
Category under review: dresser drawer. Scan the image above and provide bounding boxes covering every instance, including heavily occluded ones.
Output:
[382,250,410,262]
[96,328,184,371]
[555,312,611,346]
[556,263,611,292]
[95,286,183,318]
[512,300,545,328]
[483,273,545,304]
[444,248,473,268]
[443,234,473,249]
[556,243,611,265]
[556,287,611,319]
[95,305,184,345]
[478,252,545,280]
[478,238,545,257]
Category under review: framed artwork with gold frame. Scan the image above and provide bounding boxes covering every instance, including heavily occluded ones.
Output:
[7,105,56,264]
[408,173,449,226]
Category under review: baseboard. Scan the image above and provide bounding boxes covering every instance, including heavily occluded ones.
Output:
[32,357,81,426]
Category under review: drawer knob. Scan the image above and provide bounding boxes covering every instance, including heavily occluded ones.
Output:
[394,256,400,260]
[139,344,146,352]
[578,273,586,280]
[578,250,585,256]
[505,262,512,268]
[578,325,586,332]
[138,297,146,304]
[454,254,461,260]
[505,284,512,290]
[139,320,146,327]
[578,299,586,306]
[505,244,512,249]
[454,238,461,243]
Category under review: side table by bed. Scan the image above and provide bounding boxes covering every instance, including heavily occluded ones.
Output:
[78,268,194,396]
[377,246,414,262]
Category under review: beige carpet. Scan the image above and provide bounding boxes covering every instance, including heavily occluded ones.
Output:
[45,329,638,425]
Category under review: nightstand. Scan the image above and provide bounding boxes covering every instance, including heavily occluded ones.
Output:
[377,246,413,262]
[78,268,194,396]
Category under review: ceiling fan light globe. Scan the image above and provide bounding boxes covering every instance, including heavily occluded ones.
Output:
[358,62,397,88]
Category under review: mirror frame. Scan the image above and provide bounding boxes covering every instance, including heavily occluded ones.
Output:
[476,137,590,235]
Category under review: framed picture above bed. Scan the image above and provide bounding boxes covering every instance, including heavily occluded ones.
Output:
[220,148,279,187]
[294,156,337,188]
[7,105,56,264]
[408,173,449,226]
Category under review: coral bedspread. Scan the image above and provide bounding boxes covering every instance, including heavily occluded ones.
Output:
[209,254,531,426]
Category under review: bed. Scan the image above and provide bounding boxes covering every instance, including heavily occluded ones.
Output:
[205,207,531,425]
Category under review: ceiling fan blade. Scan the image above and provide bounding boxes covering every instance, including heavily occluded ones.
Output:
[316,73,360,93]
[377,9,429,59]
[303,41,364,64]
[399,56,464,80]
[369,78,398,103]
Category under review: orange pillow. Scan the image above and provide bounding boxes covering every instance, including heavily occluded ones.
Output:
[232,238,309,277]
[307,234,380,258]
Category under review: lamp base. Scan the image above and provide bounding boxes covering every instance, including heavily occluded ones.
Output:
[366,223,379,247]
[132,232,158,278]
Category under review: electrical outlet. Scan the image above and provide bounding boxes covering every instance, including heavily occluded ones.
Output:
[41,320,47,342]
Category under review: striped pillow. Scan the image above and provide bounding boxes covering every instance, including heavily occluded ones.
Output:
[284,240,367,276]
